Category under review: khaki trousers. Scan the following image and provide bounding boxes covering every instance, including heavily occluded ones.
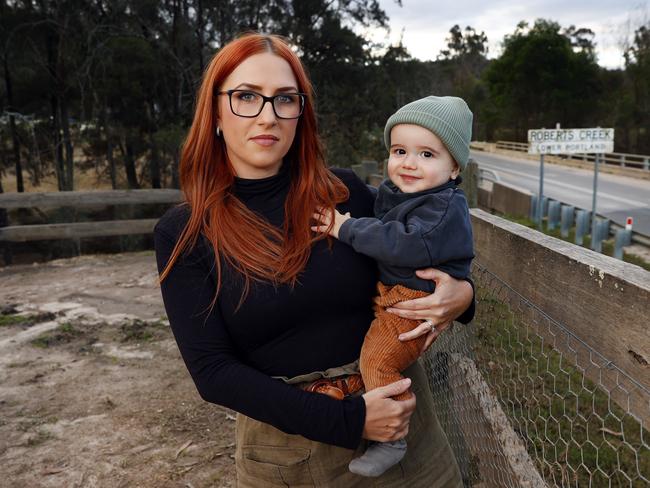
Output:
[235,359,462,487]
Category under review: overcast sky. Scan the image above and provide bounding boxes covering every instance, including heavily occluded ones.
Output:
[367,0,649,68]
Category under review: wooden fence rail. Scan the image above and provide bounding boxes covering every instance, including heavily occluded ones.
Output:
[0,189,183,243]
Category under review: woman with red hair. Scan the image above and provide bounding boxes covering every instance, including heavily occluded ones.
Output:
[154,33,472,486]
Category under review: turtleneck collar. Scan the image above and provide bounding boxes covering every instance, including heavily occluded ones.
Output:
[233,160,291,200]
[231,160,291,228]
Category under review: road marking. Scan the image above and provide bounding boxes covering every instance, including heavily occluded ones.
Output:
[477,162,648,208]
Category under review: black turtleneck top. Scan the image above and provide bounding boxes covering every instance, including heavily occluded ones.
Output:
[153,165,475,449]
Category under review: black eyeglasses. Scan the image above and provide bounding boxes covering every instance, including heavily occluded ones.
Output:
[217,89,306,119]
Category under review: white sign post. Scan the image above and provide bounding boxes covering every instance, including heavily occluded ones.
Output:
[527,128,615,232]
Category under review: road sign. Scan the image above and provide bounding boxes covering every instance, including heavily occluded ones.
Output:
[528,128,614,154]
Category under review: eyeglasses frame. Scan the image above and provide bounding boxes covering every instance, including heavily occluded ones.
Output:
[217,89,307,119]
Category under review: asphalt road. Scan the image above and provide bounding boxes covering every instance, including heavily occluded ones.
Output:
[470,151,650,237]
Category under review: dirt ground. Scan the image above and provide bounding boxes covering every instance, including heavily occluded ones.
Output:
[0,251,237,487]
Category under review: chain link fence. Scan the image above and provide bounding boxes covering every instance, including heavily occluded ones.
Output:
[423,262,650,487]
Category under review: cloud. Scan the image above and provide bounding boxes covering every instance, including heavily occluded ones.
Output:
[376,0,647,68]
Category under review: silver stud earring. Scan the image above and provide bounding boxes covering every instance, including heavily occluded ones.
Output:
[216,126,221,137]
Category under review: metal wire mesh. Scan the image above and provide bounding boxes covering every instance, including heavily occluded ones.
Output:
[422,262,650,487]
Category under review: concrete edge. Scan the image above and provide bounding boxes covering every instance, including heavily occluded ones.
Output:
[451,353,548,488]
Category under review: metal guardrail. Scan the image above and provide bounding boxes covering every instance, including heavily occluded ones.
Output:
[478,165,649,250]
[495,141,650,171]
[478,168,501,183]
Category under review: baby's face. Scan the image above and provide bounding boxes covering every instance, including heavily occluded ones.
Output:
[387,124,459,193]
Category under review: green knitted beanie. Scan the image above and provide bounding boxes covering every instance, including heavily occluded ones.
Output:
[384,96,473,171]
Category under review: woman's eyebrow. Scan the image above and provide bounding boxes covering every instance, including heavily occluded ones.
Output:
[234,83,299,92]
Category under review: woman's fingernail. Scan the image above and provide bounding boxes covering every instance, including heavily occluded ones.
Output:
[398,334,405,340]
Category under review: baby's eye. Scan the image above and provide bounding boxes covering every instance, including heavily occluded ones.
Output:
[421,151,434,158]
[393,148,406,155]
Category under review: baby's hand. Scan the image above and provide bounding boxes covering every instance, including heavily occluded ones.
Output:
[311,206,351,239]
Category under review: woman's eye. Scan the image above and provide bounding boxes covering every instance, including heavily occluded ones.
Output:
[276,94,296,104]
[421,151,433,158]
[237,91,258,103]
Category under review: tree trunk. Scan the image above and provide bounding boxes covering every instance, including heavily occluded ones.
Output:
[146,102,161,188]
[121,138,140,189]
[45,23,66,191]
[196,0,205,72]
[100,102,117,189]
[171,150,180,189]
[149,139,161,189]
[50,95,66,191]
[107,138,117,189]
[59,96,74,190]
[4,56,24,192]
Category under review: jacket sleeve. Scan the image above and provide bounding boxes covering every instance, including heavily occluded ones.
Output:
[420,191,474,279]
[153,225,366,449]
[338,216,434,268]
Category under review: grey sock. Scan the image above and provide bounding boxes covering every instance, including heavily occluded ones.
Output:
[349,439,407,477]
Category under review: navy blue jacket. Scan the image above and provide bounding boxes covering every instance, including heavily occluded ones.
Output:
[338,178,474,292]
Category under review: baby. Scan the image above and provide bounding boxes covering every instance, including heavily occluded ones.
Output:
[312,95,475,477]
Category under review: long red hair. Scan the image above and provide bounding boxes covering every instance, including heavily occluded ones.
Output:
[158,33,349,310]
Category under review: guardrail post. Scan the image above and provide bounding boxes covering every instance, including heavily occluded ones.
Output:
[530,195,538,222]
[575,210,590,245]
[620,154,626,168]
[644,157,649,171]
[560,205,575,238]
[613,228,633,259]
[590,218,610,253]
[547,201,561,231]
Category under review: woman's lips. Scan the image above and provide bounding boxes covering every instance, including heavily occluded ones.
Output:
[250,135,279,147]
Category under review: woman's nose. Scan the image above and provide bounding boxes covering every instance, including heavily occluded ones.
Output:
[257,100,278,125]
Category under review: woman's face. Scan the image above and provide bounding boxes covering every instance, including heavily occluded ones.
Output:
[217,52,300,179]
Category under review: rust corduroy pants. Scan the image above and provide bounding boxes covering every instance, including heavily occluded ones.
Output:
[360,282,430,401]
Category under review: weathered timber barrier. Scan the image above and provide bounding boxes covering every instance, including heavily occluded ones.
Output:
[0,189,183,242]
[424,210,649,487]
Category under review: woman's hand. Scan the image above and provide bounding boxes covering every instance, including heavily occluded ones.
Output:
[361,378,416,442]
[389,268,473,354]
